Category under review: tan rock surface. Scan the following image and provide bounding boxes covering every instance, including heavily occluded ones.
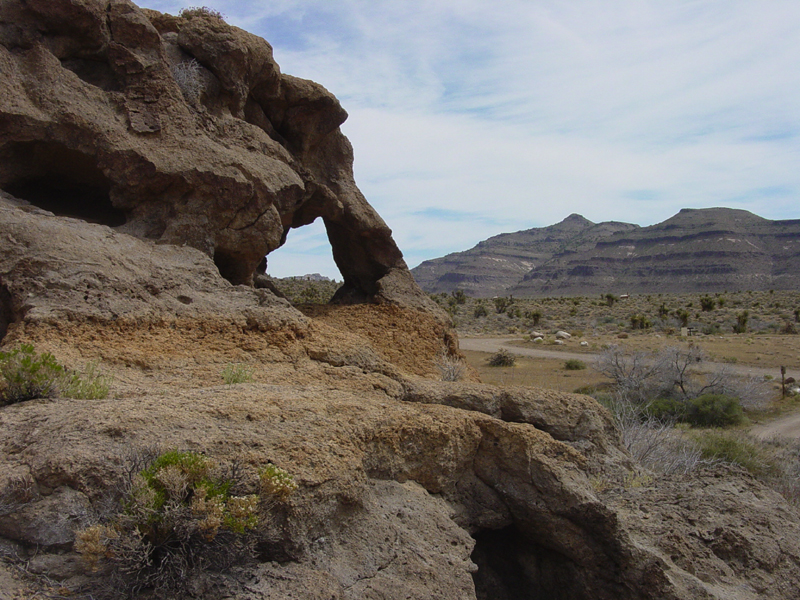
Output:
[1,2,799,599]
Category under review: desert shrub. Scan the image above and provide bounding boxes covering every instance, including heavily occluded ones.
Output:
[604,293,617,307]
[76,450,296,598]
[178,6,225,20]
[62,362,111,400]
[171,59,202,102]
[525,310,542,326]
[0,345,110,404]
[733,310,749,333]
[0,344,64,403]
[259,463,299,502]
[434,353,467,381]
[222,363,253,385]
[685,394,743,427]
[629,314,651,330]
[473,303,488,318]
[0,475,37,517]
[607,401,707,475]
[564,359,586,371]
[700,296,716,311]
[450,289,467,305]
[488,349,515,367]
[692,431,769,476]
[673,309,690,327]
[782,320,797,334]
[645,396,687,421]
[493,296,513,314]
[761,437,800,508]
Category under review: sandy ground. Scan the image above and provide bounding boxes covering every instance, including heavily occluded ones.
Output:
[460,337,783,378]
[750,412,800,439]
[461,336,800,438]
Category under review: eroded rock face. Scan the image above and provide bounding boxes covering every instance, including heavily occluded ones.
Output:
[1,3,800,600]
[0,0,433,313]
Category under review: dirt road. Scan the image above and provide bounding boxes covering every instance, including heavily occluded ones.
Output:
[459,337,784,379]
[461,336,800,438]
[750,413,800,439]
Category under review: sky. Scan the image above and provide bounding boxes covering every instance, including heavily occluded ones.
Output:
[140,1,800,280]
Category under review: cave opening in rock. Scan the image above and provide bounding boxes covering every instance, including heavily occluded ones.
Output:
[0,141,125,227]
[471,526,586,600]
[213,248,255,287]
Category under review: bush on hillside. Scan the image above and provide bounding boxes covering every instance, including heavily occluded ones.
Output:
[0,345,110,405]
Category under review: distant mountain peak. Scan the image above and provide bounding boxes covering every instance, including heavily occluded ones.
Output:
[411,207,800,297]
[562,213,593,224]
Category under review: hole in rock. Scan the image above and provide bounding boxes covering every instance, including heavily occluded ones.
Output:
[264,219,342,304]
[213,248,253,286]
[60,57,122,92]
[0,142,125,227]
[471,526,585,600]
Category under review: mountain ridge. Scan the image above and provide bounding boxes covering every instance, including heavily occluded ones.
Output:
[412,207,800,297]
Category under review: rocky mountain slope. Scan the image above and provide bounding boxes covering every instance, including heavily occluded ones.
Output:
[1,2,800,599]
[412,214,639,297]
[413,208,800,297]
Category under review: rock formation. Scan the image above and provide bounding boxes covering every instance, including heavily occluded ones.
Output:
[0,0,435,313]
[1,2,800,599]
[413,209,800,297]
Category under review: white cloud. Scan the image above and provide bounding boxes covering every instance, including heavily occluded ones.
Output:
[140,0,800,278]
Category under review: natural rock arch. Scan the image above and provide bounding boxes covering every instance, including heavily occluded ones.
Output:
[0,1,436,313]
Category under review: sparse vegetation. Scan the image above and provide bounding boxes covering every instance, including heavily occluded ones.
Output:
[488,349,516,367]
[178,6,225,20]
[76,450,296,599]
[564,359,586,371]
[222,363,253,385]
[0,344,110,404]
[271,276,340,304]
[172,58,202,102]
[434,353,467,381]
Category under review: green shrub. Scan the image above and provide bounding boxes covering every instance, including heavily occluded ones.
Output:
[488,349,515,367]
[0,345,110,404]
[564,359,586,371]
[700,296,716,311]
[76,450,296,598]
[473,303,488,318]
[0,344,64,404]
[493,296,513,314]
[645,397,687,421]
[686,394,743,427]
[629,314,652,330]
[222,363,253,385]
[733,310,749,333]
[693,431,768,476]
[62,362,110,400]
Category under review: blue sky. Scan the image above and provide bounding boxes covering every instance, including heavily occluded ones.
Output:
[140,1,800,280]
